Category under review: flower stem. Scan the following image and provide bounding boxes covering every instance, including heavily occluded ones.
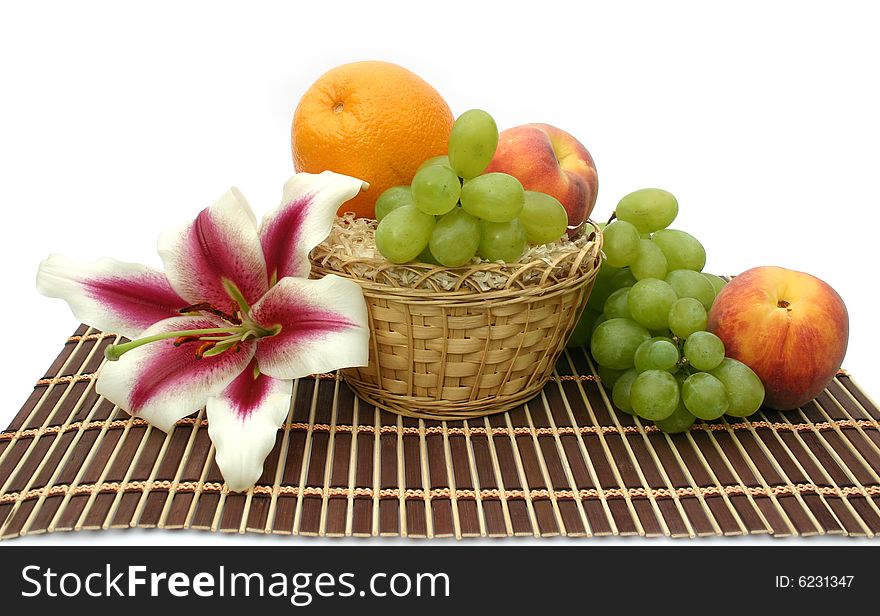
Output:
[105,327,240,361]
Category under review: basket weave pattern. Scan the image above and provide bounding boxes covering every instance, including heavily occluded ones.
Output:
[311,220,602,420]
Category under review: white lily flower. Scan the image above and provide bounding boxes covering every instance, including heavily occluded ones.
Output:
[37,172,370,492]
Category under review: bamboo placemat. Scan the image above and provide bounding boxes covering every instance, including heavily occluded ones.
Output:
[2,325,879,540]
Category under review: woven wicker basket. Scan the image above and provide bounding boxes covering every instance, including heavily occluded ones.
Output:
[310,218,603,420]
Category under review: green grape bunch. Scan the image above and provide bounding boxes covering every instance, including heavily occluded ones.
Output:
[374,109,571,266]
[576,187,766,433]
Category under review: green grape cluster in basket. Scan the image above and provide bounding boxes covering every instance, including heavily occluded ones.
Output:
[374,109,569,266]
[573,188,765,433]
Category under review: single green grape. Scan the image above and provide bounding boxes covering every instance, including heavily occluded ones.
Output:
[610,267,638,291]
[375,185,415,221]
[682,372,729,420]
[655,399,697,434]
[603,287,632,320]
[633,338,680,373]
[519,191,568,245]
[703,273,727,296]
[448,109,499,179]
[417,244,440,265]
[683,331,725,371]
[429,207,480,267]
[411,164,461,216]
[615,188,679,233]
[709,358,765,417]
[478,218,527,262]
[418,155,451,171]
[461,173,525,222]
[590,317,651,370]
[630,370,680,420]
[630,239,669,280]
[667,297,708,339]
[651,229,706,272]
[374,205,436,264]
[598,365,628,391]
[612,368,639,414]
[665,269,716,310]
[603,220,641,268]
[627,278,678,330]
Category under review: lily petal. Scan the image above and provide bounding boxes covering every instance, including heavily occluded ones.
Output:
[260,171,366,283]
[36,254,186,339]
[250,275,369,380]
[159,187,269,309]
[207,361,292,492]
[96,315,256,431]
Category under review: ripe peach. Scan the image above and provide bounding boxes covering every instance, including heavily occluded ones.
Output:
[485,123,598,235]
[707,266,849,410]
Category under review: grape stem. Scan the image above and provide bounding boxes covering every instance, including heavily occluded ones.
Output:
[606,212,617,225]
[674,336,697,375]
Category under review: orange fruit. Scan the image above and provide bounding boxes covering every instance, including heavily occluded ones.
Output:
[291,61,454,219]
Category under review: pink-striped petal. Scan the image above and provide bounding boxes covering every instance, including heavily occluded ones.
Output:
[36,254,186,338]
[207,362,292,492]
[158,187,268,309]
[96,315,256,431]
[249,275,369,380]
[260,171,367,283]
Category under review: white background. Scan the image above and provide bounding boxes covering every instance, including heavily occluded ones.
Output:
[1,1,878,546]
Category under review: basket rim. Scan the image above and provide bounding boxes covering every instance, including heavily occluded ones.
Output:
[311,218,604,298]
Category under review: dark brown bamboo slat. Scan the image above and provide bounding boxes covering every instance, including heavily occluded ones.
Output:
[2,327,880,540]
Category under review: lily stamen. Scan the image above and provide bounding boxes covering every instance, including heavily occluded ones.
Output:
[195,341,218,359]
[179,302,242,325]
[105,322,282,362]
[222,279,251,318]
[173,334,205,346]
[201,337,246,358]
[105,326,240,361]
